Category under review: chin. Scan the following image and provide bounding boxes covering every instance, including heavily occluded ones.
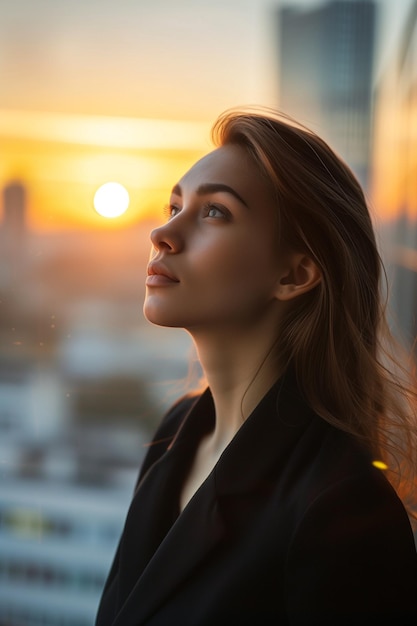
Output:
[143,302,181,328]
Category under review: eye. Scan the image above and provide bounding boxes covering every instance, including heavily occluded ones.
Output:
[204,203,230,219]
[163,204,181,220]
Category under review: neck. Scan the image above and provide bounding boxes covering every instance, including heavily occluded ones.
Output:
[188,325,283,453]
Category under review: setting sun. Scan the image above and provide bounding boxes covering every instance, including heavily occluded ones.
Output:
[0,110,209,230]
[93,182,130,218]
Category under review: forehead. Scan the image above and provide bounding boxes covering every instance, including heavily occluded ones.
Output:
[180,144,250,184]
[177,143,273,208]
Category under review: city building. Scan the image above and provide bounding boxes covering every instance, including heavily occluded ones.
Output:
[371,0,417,347]
[278,0,377,188]
[0,477,132,626]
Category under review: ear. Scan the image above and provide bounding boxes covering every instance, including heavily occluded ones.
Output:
[274,253,321,301]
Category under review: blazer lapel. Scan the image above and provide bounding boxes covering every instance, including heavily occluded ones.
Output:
[112,389,225,625]
[113,471,226,625]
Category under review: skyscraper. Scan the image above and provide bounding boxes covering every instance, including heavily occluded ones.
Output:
[3,182,26,239]
[278,0,377,188]
[372,0,417,348]
[0,182,27,287]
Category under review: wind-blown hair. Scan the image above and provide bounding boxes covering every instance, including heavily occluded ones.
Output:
[212,107,417,520]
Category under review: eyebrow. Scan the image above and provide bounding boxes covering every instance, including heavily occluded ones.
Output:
[171,183,249,208]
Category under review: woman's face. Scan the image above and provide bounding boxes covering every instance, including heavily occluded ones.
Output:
[144,143,288,333]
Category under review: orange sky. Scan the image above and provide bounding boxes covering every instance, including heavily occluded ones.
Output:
[0,0,413,230]
[0,111,211,230]
[0,0,275,231]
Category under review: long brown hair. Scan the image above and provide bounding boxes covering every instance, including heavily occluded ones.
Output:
[212,107,417,520]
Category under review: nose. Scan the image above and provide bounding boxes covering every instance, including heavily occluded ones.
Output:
[150,221,183,253]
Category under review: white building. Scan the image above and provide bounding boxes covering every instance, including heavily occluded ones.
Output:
[0,477,134,626]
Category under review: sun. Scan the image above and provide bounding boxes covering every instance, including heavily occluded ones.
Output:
[93,182,130,218]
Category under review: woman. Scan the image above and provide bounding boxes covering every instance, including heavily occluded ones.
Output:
[96,109,417,625]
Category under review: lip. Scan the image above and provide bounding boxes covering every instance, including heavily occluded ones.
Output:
[146,261,179,286]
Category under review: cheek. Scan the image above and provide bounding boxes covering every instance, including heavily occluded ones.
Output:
[214,233,277,275]
[196,239,278,299]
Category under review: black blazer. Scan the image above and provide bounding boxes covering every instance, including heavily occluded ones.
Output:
[96,373,417,625]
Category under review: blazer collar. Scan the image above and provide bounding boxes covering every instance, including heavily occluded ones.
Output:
[169,369,314,495]
[215,369,314,495]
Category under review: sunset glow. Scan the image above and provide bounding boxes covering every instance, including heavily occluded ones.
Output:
[0,109,210,151]
[0,110,210,230]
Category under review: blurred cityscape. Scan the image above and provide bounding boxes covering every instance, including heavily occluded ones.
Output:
[0,186,195,624]
[1,0,417,624]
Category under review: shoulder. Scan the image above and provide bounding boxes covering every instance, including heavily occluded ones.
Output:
[282,417,417,618]
[137,391,203,481]
[281,414,415,542]
[288,416,416,557]
[292,414,386,496]
[284,461,417,619]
